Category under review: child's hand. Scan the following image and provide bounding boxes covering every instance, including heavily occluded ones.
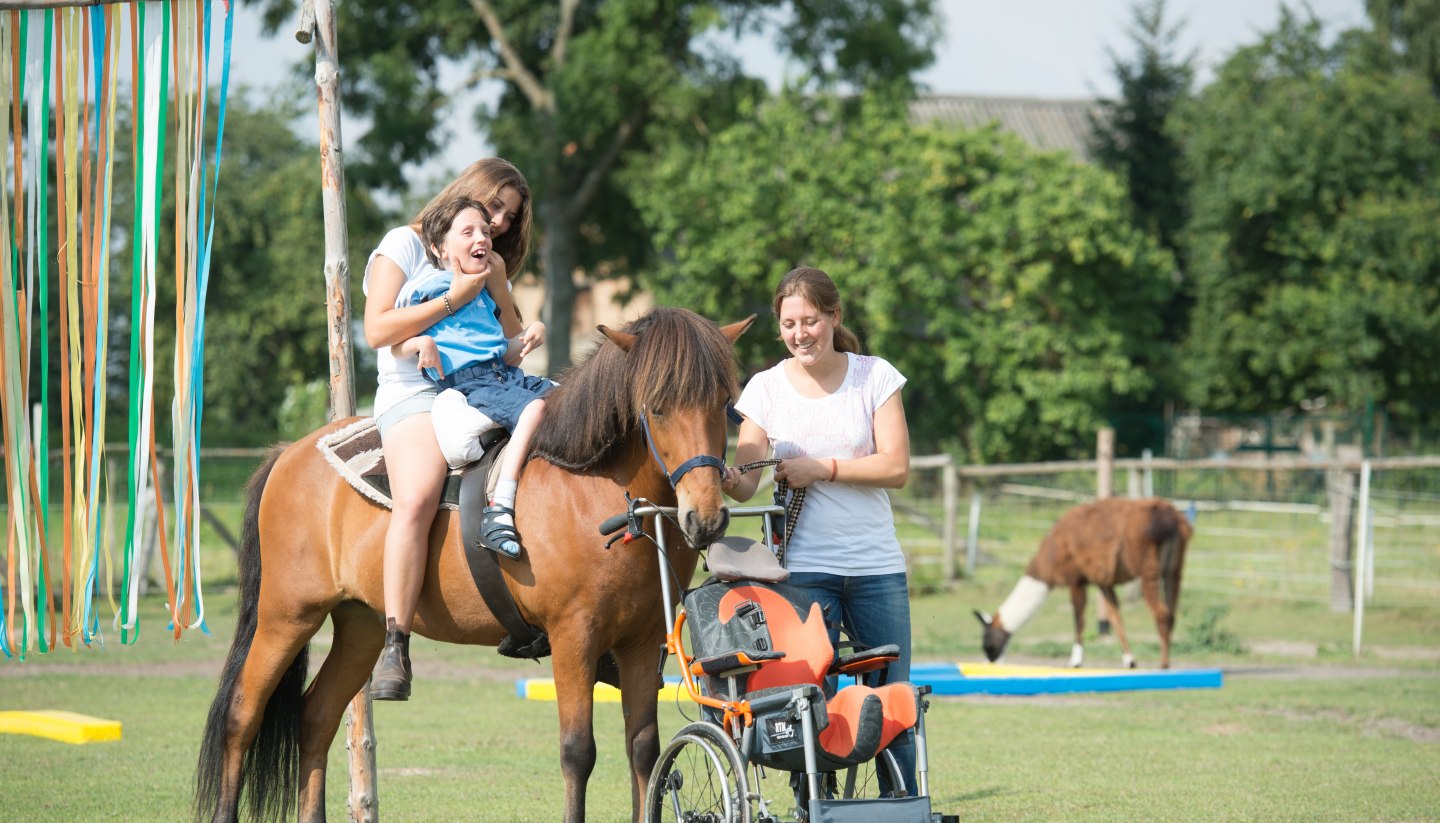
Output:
[397,336,443,378]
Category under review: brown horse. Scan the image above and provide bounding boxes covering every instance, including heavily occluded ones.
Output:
[973,497,1192,669]
[194,307,753,823]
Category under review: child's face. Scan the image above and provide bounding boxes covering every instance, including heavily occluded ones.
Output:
[438,207,493,275]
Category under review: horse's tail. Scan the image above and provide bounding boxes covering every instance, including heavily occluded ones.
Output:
[1146,502,1190,611]
[195,445,308,823]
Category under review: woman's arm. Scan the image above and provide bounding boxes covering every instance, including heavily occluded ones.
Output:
[363,254,487,349]
[775,390,911,490]
[721,418,770,502]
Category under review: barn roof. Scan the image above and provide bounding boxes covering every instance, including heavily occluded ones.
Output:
[910,94,1104,161]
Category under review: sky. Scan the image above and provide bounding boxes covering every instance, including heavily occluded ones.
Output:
[230,0,1370,180]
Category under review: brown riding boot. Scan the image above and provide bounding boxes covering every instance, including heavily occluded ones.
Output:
[372,619,412,701]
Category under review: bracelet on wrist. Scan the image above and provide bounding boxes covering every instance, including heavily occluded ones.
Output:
[443,291,455,316]
[829,458,838,483]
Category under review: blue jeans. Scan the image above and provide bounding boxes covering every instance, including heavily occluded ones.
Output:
[784,571,916,797]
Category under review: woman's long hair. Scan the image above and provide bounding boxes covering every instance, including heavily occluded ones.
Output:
[773,266,862,353]
[413,158,533,278]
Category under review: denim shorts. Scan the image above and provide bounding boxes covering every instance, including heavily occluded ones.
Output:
[375,388,438,438]
[438,360,554,432]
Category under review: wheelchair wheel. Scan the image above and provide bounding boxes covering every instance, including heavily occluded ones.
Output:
[646,722,752,823]
[791,749,906,817]
[835,749,905,799]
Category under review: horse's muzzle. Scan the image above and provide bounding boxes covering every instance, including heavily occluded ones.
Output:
[681,505,729,548]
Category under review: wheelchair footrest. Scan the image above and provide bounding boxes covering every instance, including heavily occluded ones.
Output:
[808,794,932,823]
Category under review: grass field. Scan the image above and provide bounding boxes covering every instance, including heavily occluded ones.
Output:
[2,578,1437,822]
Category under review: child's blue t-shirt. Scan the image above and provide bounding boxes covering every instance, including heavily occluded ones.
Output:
[399,269,508,381]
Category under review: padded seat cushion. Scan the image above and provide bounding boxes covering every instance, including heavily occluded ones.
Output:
[819,682,918,763]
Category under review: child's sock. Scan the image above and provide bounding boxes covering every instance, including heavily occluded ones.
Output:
[492,479,518,512]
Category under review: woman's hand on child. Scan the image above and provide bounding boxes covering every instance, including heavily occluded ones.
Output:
[519,322,546,357]
[448,263,487,305]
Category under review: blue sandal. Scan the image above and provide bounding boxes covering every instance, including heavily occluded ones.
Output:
[480,504,523,559]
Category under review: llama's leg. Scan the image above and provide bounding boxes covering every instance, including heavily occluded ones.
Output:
[1099,586,1136,668]
[1067,584,1087,668]
[1139,575,1175,669]
[296,604,387,823]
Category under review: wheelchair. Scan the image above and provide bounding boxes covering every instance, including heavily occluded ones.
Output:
[603,500,953,823]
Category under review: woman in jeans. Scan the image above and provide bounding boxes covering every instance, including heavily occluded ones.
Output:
[722,265,915,793]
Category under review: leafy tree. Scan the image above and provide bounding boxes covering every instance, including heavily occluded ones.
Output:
[1367,0,1440,93]
[1090,0,1194,258]
[632,93,1178,462]
[245,0,941,371]
[1174,12,1440,425]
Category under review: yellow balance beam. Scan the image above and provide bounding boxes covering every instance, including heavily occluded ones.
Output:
[0,710,122,745]
[519,678,686,703]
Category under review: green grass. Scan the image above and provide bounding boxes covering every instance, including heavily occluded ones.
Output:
[2,587,1438,822]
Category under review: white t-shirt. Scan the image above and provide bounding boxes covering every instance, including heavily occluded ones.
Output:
[363,226,515,418]
[364,226,441,417]
[734,353,908,576]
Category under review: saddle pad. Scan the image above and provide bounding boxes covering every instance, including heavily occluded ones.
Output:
[316,418,503,511]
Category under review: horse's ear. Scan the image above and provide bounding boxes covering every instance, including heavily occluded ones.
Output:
[599,325,637,352]
[718,315,756,344]
[973,610,992,627]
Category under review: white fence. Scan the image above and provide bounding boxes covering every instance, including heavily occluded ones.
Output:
[893,449,1440,653]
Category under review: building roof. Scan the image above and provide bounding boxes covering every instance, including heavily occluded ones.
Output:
[910,94,1104,161]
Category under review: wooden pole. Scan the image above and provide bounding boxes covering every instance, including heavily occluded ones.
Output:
[1328,445,1360,613]
[300,1,376,820]
[1096,427,1115,500]
[941,456,957,582]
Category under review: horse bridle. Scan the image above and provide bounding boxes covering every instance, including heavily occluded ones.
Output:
[638,409,727,488]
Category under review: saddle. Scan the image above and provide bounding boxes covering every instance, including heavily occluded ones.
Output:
[316,418,622,687]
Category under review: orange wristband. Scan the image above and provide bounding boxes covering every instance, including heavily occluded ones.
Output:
[828,458,837,483]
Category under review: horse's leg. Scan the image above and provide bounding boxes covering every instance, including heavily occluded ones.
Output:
[615,641,664,822]
[1138,575,1175,669]
[1067,584,1087,668]
[1099,586,1136,669]
[216,613,321,823]
[296,603,387,823]
[551,640,600,823]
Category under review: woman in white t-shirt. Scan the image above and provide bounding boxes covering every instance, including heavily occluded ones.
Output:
[722,265,916,793]
[361,158,539,702]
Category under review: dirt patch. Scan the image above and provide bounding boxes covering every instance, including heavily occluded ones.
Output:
[1256,706,1440,744]
[1201,722,1249,736]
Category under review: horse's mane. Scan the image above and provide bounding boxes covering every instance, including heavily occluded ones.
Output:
[532,307,740,471]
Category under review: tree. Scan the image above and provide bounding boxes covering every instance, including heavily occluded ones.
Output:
[246,0,941,372]
[1367,0,1440,94]
[632,93,1179,462]
[1175,12,1440,424]
[1090,0,1194,258]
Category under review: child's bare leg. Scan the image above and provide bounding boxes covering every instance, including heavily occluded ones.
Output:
[482,399,545,558]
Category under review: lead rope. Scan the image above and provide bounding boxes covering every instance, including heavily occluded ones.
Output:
[731,459,805,567]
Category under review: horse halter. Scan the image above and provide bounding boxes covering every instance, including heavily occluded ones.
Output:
[638,409,726,488]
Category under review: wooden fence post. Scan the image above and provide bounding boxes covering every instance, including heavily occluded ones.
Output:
[941,457,957,582]
[1327,445,1360,613]
[1096,427,1114,500]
